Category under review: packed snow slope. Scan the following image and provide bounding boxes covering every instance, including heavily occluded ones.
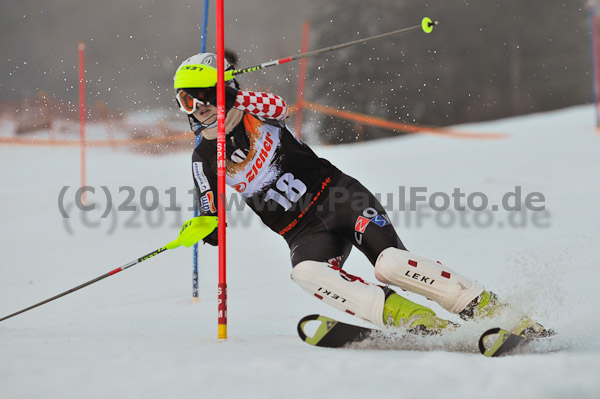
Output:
[1,105,599,399]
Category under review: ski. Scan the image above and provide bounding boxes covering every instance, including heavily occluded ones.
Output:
[299,315,552,355]
[478,327,531,357]
[297,314,380,348]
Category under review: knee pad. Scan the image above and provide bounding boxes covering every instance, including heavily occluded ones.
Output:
[291,261,386,328]
[374,247,484,314]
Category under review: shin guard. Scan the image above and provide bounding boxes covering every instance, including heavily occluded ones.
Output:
[374,248,484,314]
[291,261,386,328]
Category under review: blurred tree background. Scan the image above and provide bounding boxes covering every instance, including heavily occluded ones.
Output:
[307,0,591,143]
[0,0,592,143]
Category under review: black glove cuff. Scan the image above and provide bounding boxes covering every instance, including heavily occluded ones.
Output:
[203,228,219,246]
[224,86,239,112]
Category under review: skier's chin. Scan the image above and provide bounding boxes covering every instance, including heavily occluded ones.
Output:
[195,110,217,126]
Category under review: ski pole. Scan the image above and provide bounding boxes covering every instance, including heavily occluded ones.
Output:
[225,17,438,80]
[0,216,218,323]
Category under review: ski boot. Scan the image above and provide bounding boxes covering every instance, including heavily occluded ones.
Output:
[512,316,556,338]
[458,290,505,320]
[382,287,456,335]
[459,290,555,338]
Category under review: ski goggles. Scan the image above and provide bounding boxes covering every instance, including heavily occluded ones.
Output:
[175,90,210,115]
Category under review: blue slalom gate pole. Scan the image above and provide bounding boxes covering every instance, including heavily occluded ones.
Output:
[193,0,211,302]
[201,0,209,54]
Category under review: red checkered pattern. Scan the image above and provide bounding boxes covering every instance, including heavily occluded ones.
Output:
[233,91,288,120]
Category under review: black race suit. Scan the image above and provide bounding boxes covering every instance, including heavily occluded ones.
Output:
[191,113,406,268]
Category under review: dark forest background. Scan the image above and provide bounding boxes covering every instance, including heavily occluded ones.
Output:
[0,0,592,143]
[308,0,592,143]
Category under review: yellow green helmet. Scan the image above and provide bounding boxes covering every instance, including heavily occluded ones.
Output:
[173,53,236,90]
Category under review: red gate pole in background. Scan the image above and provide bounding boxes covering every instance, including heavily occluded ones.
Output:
[78,41,87,203]
[591,10,600,130]
[294,21,310,140]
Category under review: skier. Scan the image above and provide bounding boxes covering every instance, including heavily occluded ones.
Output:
[174,52,549,336]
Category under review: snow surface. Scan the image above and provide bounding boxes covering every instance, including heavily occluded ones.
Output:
[1,106,599,398]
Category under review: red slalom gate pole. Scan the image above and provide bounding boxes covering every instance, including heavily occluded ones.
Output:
[216,0,227,340]
[591,11,600,129]
[78,41,87,204]
[294,21,310,140]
